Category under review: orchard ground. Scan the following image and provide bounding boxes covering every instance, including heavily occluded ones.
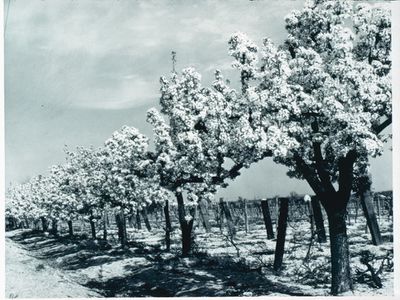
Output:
[5,216,393,297]
[5,236,99,298]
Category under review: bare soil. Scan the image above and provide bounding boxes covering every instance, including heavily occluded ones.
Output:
[5,233,99,298]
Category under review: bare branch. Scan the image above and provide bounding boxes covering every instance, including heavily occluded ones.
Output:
[373,115,392,134]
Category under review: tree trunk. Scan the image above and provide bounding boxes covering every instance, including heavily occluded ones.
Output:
[243,199,249,233]
[24,216,30,229]
[360,189,382,245]
[51,219,58,236]
[218,201,224,232]
[311,196,327,243]
[68,220,73,237]
[376,195,381,220]
[89,214,96,239]
[7,217,11,229]
[181,220,194,256]
[40,217,48,232]
[34,219,41,230]
[176,192,195,257]
[164,200,172,251]
[136,211,142,230]
[219,198,236,237]
[106,211,110,227]
[121,211,128,245]
[260,199,274,239]
[295,148,358,295]
[115,213,122,241]
[115,211,128,247]
[327,208,353,295]
[103,209,108,241]
[273,198,289,273]
[141,208,152,232]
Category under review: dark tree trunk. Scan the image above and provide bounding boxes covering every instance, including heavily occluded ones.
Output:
[68,220,73,237]
[327,207,353,295]
[115,213,122,240]
[90,219,96,239]
[141,208,152,232]
[51,219,58,236]
[115,211,128,247]
[311,196,327,243]
[7,217,14,230]
[219,198,236,237]
[106,211,110,227]
[273,198,289,272]
[260,199,274,239]
[121,211,128,245]
[176,192,195,257]
[318,192,353,295]
[136,211,142,230]
[40,217,48,232]
[103,210,108,241]
[295,148,357,295]
[89,214,96,239]
[243,199,249,233]
[218,200,224,232]
[360,189,382,246]
[164,200,172,251]
[24,216,30,229]
[34,219,41,230]
[181,220,194,256]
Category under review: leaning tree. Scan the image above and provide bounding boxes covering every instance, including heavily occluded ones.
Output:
[220,0,391,294]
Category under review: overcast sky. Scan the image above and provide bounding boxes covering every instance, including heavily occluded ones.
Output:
[4,0,392,199]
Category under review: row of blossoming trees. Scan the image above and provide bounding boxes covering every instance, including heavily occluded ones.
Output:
[5,0,391,295]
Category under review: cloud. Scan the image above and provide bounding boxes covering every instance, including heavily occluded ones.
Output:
[74,75,159,110]
[7,0,391,197]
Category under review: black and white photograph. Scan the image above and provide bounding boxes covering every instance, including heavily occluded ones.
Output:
[2,0,398,298]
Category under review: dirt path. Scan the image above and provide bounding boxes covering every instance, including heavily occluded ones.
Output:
[5,235,99,298]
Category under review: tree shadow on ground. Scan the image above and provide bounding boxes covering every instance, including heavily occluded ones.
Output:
[9,230,310,297]
[85,253,309,297]
[8,230,125,271]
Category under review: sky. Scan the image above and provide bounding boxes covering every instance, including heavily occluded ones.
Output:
[4,0,392,199]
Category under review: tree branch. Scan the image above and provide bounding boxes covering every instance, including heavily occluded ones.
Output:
[338,150,358,204]
[293,153,325,200]
[373,115,392,134]
[168,162,246,191]
[313,142,336,194]
[311,120,336,194]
